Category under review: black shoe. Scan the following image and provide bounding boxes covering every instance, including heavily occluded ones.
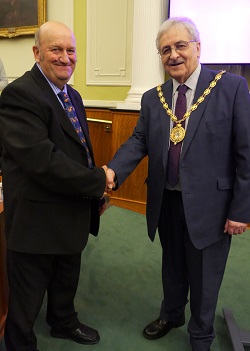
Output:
[50,323,100,345]
[143,316,185,340]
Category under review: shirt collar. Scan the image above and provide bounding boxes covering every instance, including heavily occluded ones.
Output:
[172,63,201,94]
[36,63,68,95]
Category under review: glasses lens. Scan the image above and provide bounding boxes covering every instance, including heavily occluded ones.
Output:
[161,47,171,56]
[160,41,191,57]
[175,42,189,52]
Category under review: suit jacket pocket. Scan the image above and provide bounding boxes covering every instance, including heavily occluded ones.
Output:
[217,177,234,190]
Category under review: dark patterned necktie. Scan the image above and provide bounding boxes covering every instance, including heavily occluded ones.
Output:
[58,92,93,169]
[167,84,188,188]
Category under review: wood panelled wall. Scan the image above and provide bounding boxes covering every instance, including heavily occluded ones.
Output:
[86,108,147,214]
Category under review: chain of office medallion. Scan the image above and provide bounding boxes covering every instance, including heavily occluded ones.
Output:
[157,70,226,124]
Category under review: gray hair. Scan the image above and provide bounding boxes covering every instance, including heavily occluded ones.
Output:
[34,28,40,47]
[156,17,200,51]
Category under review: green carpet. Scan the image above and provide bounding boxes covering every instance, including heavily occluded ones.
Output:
[2,205,250,350]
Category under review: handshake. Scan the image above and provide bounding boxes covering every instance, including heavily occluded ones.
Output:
[102,165,116,194]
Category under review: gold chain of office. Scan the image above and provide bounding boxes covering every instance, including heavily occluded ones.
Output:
[156,70,226,145]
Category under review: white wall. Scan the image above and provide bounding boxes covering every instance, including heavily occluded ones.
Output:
[86,0,133,87]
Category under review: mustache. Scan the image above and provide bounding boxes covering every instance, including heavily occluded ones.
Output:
[168,60,184,66]
[55,62,75,66]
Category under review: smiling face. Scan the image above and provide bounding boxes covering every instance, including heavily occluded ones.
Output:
[33,21,77,90]
[159,24,200,84]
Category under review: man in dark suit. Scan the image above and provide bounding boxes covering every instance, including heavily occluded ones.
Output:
[0,21,107,351]
[105,17,250,351]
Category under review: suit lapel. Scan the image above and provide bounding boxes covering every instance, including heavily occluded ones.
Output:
[30,65,88,148]
[54,93,83,146]
[67,89,90,142]
[68,88,94,156]
[30,65,81,145]
[158,66,216,166]
[159,80,173,170]
[181,66,214,160]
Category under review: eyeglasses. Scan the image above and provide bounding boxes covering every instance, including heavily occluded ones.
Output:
[158,40,196,59]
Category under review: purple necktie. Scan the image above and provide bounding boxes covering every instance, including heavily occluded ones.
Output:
[58,92,93,169]
[167,84,188,188]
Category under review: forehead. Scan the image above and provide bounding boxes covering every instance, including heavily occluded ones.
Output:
[41,29,76,48]
[159,26,191,47]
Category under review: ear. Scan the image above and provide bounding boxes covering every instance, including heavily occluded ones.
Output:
[33,45,40,63]
[196,42,201,58]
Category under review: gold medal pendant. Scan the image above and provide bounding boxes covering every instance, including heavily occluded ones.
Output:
[157,70,226,145]
[170,123,185,145]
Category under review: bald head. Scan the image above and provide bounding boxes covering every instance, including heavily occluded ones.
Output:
[35,21,74,48]
[33,21,77,89]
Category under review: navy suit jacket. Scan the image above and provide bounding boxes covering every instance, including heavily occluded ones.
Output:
[109,65,250,249]
[0,64,106,254]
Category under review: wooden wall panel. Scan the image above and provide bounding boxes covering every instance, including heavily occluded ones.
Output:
[86,108,147,214]
[110,110,147,213]
[87,109,113,167]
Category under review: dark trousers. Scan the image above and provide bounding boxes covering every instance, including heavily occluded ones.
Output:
[158,190,231,351]
[4,250,82,351]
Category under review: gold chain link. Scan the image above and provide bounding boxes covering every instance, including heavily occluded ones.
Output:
[157,70,226,124]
